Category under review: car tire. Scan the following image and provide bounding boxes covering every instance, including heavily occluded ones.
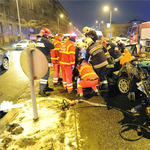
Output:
[2,57,9,70]
[118,77,131,94]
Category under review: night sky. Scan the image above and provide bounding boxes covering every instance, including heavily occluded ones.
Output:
[59,0,150,31]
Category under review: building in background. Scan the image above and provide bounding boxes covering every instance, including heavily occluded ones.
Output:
[0,0,71,46]
[101,19,144,38]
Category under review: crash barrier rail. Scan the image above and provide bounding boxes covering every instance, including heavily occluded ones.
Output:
[60,98,150,141]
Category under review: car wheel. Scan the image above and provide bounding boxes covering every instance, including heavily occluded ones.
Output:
[2,57,9,70]
[118,77,130,94]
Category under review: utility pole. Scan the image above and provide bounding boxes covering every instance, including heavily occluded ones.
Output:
[16,0,22,40]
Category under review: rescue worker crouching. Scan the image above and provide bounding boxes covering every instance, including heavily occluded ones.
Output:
[84,37,108,90]
[77,59,100,99]
[36,28,54,97]
[51,33,64,85]
[83,26,98,42]
[59,36,76,93]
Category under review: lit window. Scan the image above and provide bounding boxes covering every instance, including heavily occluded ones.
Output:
[9,24,12,31]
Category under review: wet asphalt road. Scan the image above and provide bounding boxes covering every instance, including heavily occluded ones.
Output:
[72,87,150,150]
[0,49,29,104]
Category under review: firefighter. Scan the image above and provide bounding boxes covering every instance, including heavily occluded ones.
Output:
[36,28,54,97]
[51,33,64,85]
[77,59,100,99]
[84,37,108,89]
[59,36,76,93]
[72,41,83,81]
[115,37,126,53]
[83,26,98,42]
[103,43,115,86]
[106,41,123,71]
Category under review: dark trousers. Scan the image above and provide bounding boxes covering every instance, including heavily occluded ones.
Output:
[40,67,50,92]
[94,65,106,82]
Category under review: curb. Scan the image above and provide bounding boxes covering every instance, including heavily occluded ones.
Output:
[0,108,18,134]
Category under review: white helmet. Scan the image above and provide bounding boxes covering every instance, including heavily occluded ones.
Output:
[115,37,120,43]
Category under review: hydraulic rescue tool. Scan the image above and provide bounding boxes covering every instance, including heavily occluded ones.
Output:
[60,99,107,110]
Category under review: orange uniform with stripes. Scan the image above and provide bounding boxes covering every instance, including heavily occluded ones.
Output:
[77,61,99,95]
[59,40,75,92]
[78,62,99,81]
[59,40,75,66]
[51,36,61,64]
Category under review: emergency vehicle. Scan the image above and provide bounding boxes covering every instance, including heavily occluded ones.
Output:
[130,21,150,52]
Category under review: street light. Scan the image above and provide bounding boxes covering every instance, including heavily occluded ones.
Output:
[58,14,63,33]
[95,20,104,31]
[104,6,118,38]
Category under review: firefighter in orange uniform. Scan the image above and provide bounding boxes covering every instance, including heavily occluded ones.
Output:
[77,59,100,99]
[59,36,76,93]
[51,33,64,85]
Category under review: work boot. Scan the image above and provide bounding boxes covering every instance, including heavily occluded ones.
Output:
[77,95,84,100]
[53,82,62,86]
[45,87,54,92]
[68,91,74,94]
[92,91,100,96]
[38,91,50,97]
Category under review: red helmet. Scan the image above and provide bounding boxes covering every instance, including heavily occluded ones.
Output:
[40,28,50,37]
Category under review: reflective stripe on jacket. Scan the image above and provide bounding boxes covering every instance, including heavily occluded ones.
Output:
[86,42,108,69]
[107,42,122,63]
[78,62,99,80]
[59,40,75,65]
[51,36,61,63]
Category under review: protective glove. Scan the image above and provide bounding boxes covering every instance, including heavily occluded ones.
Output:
[77,77,81,84]
[48,63,53,68]
[72,65,75,70]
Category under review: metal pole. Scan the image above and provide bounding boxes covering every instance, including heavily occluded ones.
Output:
[58,17,59,34]
[110,10,112,38]
[99,23,100,31]
[16,0,22,40]
[28,48,38,120]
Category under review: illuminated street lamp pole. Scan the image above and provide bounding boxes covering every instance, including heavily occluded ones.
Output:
[104,6,117,38]
[95,20,100,31]
[16,0,22,40]
[96,20,104,31]
[58,14,63,34]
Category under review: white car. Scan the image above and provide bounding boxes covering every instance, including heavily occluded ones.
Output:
[14,40,35,50]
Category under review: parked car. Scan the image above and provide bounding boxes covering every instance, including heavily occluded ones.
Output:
[13,39,35,50]
[0,47,10,70]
